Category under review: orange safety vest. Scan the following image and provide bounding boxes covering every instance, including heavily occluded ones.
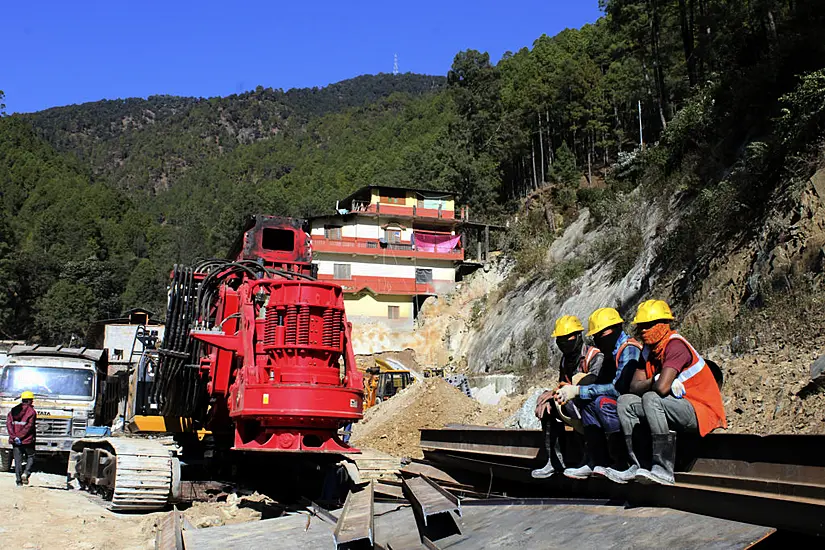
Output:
[668,334,727,436]
[615,338,643,363]
[579,344,600,375]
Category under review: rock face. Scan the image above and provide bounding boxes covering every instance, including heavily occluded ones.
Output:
[465,198,665,376]
[811,354,825,384]
[505,390,545,429]
[348,259,510,365]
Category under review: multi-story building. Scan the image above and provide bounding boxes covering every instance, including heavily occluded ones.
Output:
[308,186,466,330]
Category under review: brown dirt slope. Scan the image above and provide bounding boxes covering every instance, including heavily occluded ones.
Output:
[351,377,519,459]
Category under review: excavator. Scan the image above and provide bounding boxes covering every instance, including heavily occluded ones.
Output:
[69,216,364,510]
[363,357,415,409]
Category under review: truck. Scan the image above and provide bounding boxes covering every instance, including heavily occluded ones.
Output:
[0,345,107,471]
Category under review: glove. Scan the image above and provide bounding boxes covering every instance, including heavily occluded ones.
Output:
[671,378,686,399]
[13,437,21,445]
[534,390,556,418]
[554,384,579,405]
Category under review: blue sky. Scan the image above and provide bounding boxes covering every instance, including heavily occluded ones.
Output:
[2,1,602,114]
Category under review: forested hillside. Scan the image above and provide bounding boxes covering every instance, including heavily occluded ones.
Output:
[2,0,825,345]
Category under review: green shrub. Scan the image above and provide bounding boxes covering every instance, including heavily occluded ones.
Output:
[550,258,586,297]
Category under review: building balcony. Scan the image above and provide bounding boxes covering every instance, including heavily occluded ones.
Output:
[350,200,464,221]
[312,237,464,261]
[316,274,454,296]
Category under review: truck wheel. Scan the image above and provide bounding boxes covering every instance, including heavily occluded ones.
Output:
[0,449,11,472]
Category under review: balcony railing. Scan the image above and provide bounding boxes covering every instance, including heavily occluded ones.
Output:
[313,237,463,258]
[345,200,458,220]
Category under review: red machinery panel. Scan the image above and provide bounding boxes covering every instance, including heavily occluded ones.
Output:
[158,217,363,454]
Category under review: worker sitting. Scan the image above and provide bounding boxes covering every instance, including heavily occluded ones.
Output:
[531,315,603,479]
[7,391,37,487]
[564,308,644,482]
[611,300,727,485]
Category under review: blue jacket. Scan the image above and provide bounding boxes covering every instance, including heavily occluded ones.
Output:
[579,332,641,400]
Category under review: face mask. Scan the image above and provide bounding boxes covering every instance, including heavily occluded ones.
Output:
[594,330,620,354]
[556,334,581,356]
[641,323,672,346]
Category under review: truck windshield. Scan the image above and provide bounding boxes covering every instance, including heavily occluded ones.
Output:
[0,366,94,400]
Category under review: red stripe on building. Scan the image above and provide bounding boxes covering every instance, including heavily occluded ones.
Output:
[316,274,453,295]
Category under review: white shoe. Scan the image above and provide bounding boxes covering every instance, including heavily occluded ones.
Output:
[637,466,675,486]
[531,459,557,479]
[563,464,593,480]
[634,468,653,484]
[604,465,637,484]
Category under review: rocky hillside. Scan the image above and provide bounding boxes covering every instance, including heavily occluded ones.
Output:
[380,162,825,435]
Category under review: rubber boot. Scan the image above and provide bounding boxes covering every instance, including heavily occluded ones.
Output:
[532,419,565,479]
[594,432,626,477]
[564,427,605,480]
[636,432,676,486]
[604,435,640,484]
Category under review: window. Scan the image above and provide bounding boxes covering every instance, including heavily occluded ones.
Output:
[388,306,400,319]
[379,189,407,204]
[385,230,402,244]
[262,228,294,251]
[0,366,95,400]
[415,269,433,284]
[324,226,342,241]
[333,264,351,280]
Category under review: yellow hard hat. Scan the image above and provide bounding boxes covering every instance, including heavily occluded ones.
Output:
[551,315,584,338]
[20,391,34,400]
[587,308,624,336]
[632,299,675,324]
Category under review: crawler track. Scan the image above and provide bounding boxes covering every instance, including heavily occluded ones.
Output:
[70,437,177,511]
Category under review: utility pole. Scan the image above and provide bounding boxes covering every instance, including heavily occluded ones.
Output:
[393,54,399,76]
[638,100,645,150]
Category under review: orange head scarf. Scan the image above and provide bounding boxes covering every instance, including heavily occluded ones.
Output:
[641,322,676,361]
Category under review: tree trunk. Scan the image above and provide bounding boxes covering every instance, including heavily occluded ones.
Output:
[546,111,554,165]
[587,132,593,186]
[538,113,546,185]
[521,157,527,198]
[642,61,667,131]
[647,0,669,127]
[766,10,778,52]
[678,0,697,86]
[698,0,709,76]
[531,140,538,190]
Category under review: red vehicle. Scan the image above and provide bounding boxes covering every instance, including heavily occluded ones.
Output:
[70,216,364,510]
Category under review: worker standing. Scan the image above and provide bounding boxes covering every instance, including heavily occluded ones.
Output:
[556,308,643,482]
[6,391,37,486]
[531,316,603,479]
[612,300,727,485]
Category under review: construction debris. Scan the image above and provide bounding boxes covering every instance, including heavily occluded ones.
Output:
[350,377,518,459]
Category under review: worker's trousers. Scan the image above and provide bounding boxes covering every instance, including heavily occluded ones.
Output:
[618,392,698,436]
[13,443,35,482]
[579,395,621,434]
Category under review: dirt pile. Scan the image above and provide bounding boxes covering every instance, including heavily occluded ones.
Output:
[351,377,520,458]
[709,285,825,435]
[182,492,274,528]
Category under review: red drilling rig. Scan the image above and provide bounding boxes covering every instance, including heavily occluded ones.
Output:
[70,216,364,510]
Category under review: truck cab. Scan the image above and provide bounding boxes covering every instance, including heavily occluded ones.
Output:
[0,345,106,464]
